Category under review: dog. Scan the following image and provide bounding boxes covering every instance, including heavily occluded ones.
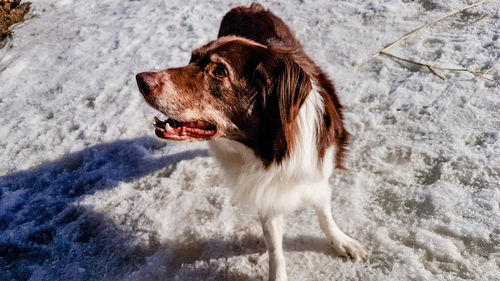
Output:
[136,3,366,280]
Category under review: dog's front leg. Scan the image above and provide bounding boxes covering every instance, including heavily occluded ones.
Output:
[259,213,287,281]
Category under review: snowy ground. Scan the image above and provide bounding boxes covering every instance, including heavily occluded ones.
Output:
[1,0,499,280]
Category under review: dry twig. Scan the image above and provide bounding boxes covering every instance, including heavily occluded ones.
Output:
[470,14,490,25]
[373,0,489,58]
[373,0,496,81]
[382,52,495,82]
[484,59,500,75]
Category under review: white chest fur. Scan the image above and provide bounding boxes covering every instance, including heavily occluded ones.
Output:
[209,86,336,216]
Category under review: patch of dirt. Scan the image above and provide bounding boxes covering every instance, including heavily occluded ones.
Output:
[0,0,31,42]
[401,0,437,11]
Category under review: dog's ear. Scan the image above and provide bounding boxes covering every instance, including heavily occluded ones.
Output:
[254,46,312,126]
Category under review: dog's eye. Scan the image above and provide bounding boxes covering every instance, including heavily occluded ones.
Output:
[212,65,227,78]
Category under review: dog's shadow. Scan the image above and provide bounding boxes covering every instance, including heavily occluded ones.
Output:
[0,136,207,280]
[0,136,337,281]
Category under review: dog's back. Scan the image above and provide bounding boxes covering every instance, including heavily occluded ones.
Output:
[218,2,349,170]
[217,2,302,50]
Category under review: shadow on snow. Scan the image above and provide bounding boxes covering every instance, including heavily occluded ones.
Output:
[0,136,208,280]
[0,136,338,281]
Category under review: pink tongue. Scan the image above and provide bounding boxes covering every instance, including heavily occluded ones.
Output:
[155,123,216,140]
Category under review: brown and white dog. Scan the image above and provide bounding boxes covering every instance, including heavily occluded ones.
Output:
[136,3,365,280]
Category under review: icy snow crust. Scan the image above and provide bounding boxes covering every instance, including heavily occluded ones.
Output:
[0,0,499,280]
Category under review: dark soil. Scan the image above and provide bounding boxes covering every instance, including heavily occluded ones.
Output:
[0,0,31,42]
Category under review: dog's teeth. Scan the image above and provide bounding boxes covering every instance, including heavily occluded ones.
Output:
[165,122,172,131]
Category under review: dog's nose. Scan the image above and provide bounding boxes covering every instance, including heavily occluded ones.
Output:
[136,72,159,95]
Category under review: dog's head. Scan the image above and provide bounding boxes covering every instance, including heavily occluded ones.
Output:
[137,36,313,162]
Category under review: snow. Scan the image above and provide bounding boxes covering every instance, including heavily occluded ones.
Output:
[0,0,499,280]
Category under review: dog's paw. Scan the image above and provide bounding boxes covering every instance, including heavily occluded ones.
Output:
[330,237,366,261]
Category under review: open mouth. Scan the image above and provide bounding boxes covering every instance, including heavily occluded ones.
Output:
[153,116,217,141]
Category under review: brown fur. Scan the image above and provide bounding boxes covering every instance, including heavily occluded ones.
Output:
[218,2,349,169]
[218,3,301,50]
[137,2,349,168]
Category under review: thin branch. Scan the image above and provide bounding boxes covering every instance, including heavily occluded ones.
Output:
[381,52,494,82]
[373,0,489,58]
[427,66,445,80]
[484,59,500,75]
[470,14,490,25]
